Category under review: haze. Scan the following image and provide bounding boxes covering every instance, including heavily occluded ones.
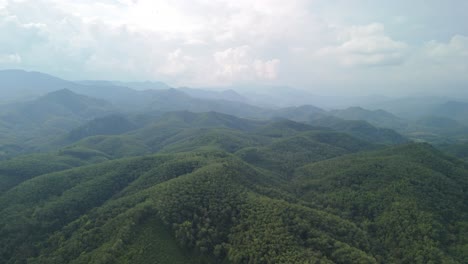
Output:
[1,0,467,96]
[3,1,468,263]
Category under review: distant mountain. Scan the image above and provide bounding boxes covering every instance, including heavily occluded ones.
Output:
[232,85,319,108]
[155,111,265,131]
[255,119,324,137]
[399,116,468,144]
[113,80,172,90]
[432,101,468,124]
[78,80,172,90]
[138,97,406,146]
[272,105,327,121]
[178,87,249,103]
[75,83,258,114]
[140,88,267,118]
[57,111,379,161]
[0,69,82,101]
[330,107,408,130]
[307,115,409,145]
[1,69,468,264]
[227,85,394,109]
[414,116,468,135]
[0,70,143,106]
[327,106,468,144]
[51,111,265,157]
[65,114,138,142]
[361,96,457,119]
[0,89,116,152]
[0,70,267,115]
[0,69,409,147]
[256,105,408,145]
[76,80,117,87]
[3,89,115,123]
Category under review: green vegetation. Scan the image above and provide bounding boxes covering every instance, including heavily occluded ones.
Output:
[293,143,468,263]
[0,149,109,193]
[0,151,379,264]
[0,79,467,263]
[0,89,116,158]
[330,106,468,145]
[307,115,408,145]
[0,110,467,263]
[65,114,138,143]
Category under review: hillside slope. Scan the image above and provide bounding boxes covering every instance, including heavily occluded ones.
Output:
[293,143,468,263]
[0,140,466,263]
[0,151,377,264]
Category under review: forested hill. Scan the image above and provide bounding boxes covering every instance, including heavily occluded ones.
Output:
[0,113,467,263]
[7,69,467,151]
[0,70,467,263]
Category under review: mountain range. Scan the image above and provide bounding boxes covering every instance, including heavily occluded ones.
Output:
[0,69,467,263]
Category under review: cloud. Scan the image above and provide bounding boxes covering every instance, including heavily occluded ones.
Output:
[159,49,195,76]
[318,23,409,67]
[424,35,468,60]
[213,46,280,83]
[0,0,292,85]
[214,46,252,81]
[0,53,21,64]
[0,14,48,54]
[1,0,467,95]
[254,59,280,80]
[408,35,468,81]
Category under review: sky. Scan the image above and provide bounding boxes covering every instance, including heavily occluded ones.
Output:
[0,0,467,96]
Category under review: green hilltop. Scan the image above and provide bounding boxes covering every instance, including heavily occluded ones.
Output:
[0,111,467,264]
[0,71,468,263]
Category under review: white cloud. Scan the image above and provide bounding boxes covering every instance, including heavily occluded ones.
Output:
[318,23,409,66]
[253,59,280,80]
[0,0,295,84]
[409,35,468,81]
[159,49,195,76]
[0,14,48,53]
[0,53,21,64]
[213,46,280,83]
[424,35,468,60]
[1,0,468,94]
[214,46,252,81]
[0,0,6,9]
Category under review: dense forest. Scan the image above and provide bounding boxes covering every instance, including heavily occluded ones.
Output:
[0,71,467,263]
